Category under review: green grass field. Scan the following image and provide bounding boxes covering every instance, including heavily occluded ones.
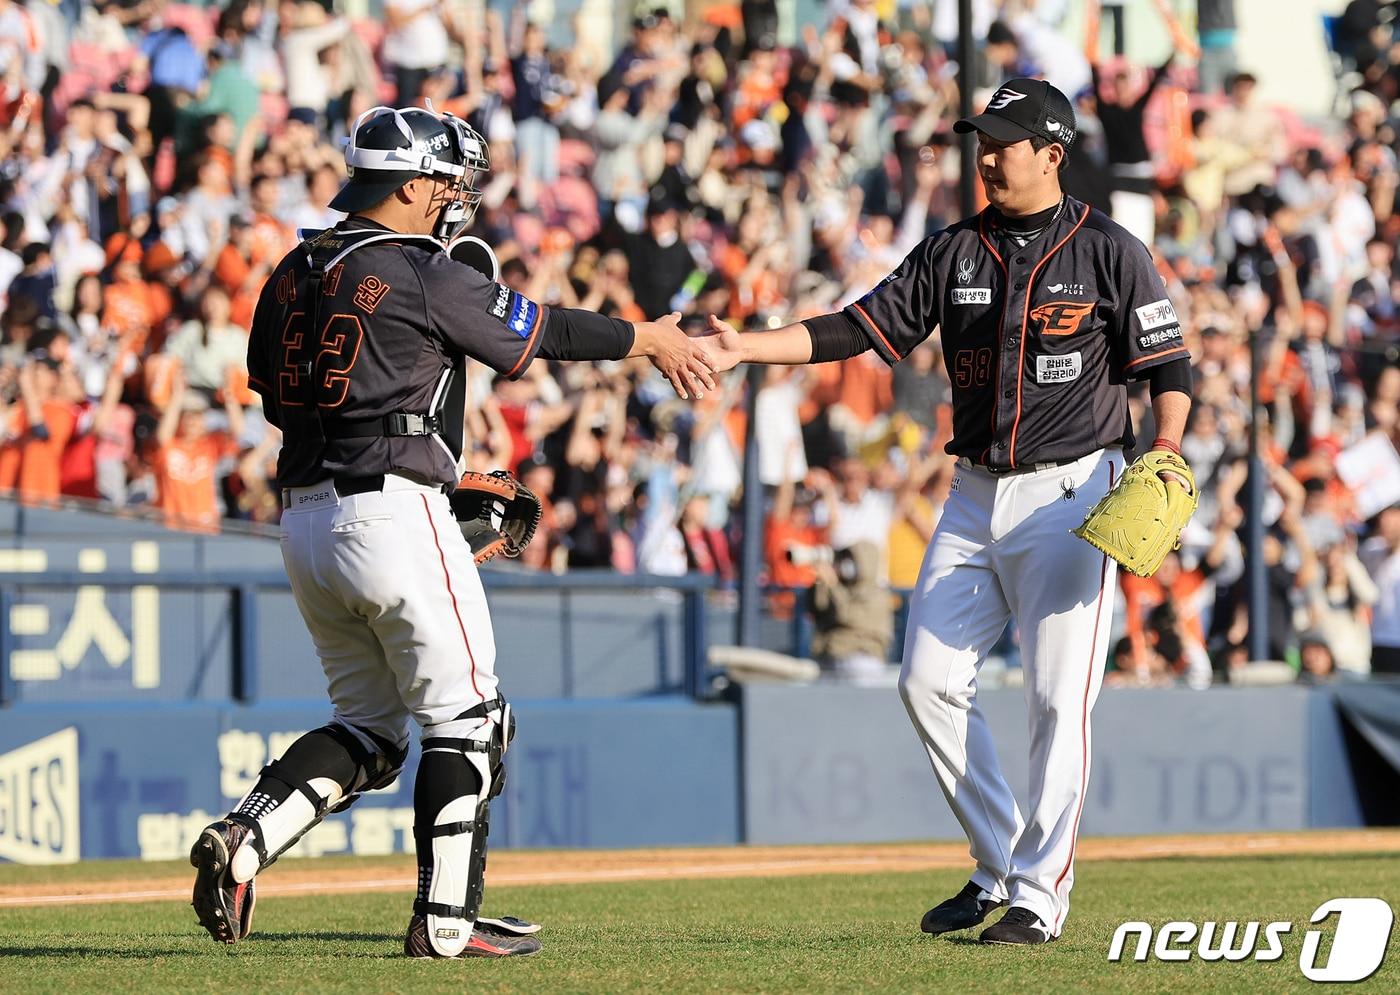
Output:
[2,851,1397,993]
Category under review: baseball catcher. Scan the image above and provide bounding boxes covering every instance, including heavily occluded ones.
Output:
[189,102,716,958]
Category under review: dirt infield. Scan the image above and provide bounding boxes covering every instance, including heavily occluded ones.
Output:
[2,829,1396,909]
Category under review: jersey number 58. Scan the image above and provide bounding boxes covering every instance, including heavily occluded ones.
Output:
[952,347,993,389]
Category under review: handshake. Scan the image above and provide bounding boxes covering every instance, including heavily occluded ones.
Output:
[633,313,746,400]
[452,234,747,402]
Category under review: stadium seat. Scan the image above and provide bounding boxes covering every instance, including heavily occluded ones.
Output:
[54,41,137,114]
[162,4,217,52]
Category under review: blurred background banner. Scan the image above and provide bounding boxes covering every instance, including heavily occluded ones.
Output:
[0,698,740,862]
[739,682,1366,843]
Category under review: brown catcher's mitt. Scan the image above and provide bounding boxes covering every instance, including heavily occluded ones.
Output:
[450,470,542,565]
[1071,450,1198,578]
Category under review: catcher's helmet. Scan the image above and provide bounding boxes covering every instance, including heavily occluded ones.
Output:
[330,103,490,240]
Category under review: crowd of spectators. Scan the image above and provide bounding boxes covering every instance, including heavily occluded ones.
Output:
[0,0,1396,684]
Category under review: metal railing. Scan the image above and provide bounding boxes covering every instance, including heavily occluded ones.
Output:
[0,568,718,706]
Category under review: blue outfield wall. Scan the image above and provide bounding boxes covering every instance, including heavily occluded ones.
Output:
[0,533,707,704]
[0,504,1382,865]
[0,699,740,864]
[740,684,1366,844]
[0,684,1370,865]
[0,502,739,705]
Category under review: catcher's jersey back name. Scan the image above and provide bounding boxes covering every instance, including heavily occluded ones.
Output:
[248,218,549,487]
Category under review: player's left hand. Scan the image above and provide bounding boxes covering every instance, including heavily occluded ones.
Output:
[1151,445,1190,490]
[696,314,744,373]
[452,470,542,564]
[1072,449,1198,578]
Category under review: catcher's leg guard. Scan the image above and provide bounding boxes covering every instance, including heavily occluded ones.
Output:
[412,698,516,958]
[224,720,407,883]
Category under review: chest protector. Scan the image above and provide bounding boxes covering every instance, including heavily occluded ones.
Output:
[294,227,467,466]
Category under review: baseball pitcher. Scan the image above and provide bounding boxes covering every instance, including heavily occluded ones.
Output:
[702,79,1195,944]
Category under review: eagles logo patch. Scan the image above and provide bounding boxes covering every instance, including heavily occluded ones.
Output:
[1031,300,1094,336]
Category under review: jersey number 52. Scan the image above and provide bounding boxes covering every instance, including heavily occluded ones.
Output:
[277,311,364,408]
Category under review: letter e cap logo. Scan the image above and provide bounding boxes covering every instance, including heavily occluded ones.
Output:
[988,89,1028,111]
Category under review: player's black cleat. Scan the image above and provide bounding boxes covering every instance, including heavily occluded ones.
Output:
[920,880,1007,936]
[190,820,257,944]
[980,906,1055,945]
[404,914,543,958]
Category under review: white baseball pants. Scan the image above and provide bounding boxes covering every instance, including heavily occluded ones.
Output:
[898,448,1121,935]
[279,473,499,749]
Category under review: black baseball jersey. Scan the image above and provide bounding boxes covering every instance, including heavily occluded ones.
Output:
[844,196,1187,469]
[247,217,548,487]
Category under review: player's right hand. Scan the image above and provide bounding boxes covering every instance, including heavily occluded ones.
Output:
[697,314,744,373]
[637,311,717,400]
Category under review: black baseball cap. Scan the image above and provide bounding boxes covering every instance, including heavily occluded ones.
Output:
[955,78,1077,153]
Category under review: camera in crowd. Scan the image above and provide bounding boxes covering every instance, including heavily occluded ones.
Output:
[786,544,864,584]
[832,546,861,584]
[785,543,834,567]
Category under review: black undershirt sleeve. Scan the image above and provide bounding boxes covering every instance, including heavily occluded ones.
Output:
[537,308,635,361]
[803,312,871,364]
[1148,356,1193,398]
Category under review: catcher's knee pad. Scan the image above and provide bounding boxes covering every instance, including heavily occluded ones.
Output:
[414,697,513,957]
[227,720,407,883]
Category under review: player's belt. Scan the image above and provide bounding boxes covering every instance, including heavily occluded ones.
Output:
[333,475,387,497]
[280,475,384,509]
[320,412,441,438]
[959,456,1080,476]
[281,474,454,508]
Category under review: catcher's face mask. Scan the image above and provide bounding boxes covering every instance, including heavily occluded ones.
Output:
[431,106,490,242]
[341,103,490,243]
